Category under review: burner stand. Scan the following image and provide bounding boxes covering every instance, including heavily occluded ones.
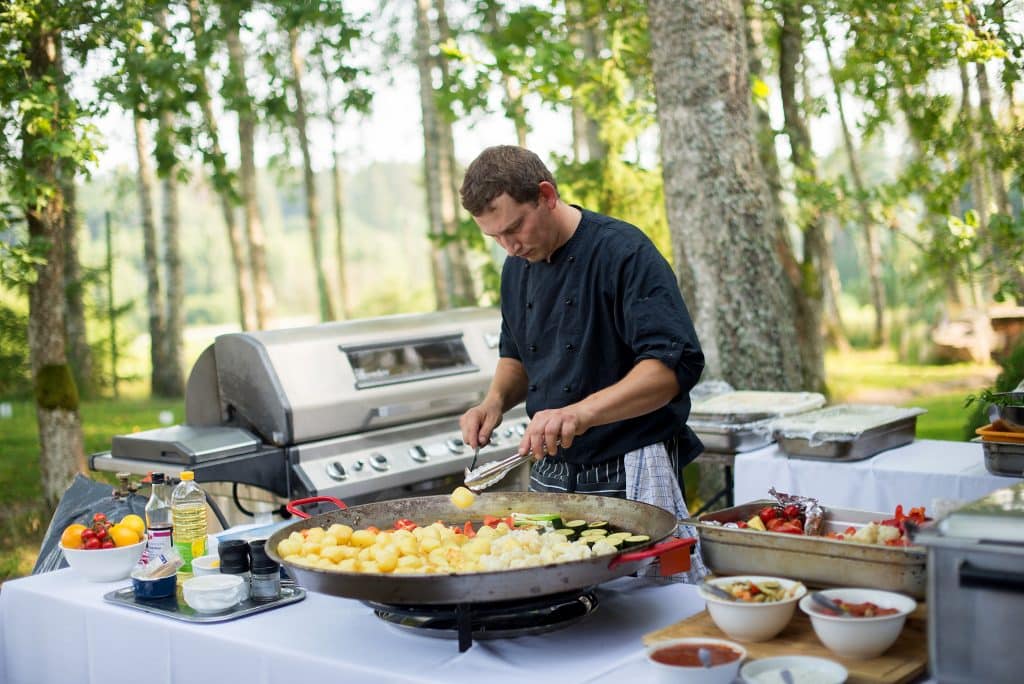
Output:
[367,589,599,652]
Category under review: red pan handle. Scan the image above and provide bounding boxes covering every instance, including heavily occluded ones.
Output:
[286,495,348,519]
[608,537,696,575]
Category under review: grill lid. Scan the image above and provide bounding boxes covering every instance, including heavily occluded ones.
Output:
[931,482,1024,544]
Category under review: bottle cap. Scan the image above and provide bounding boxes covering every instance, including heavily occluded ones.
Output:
[248,539,279,573]
[151,472,166,485]
[180,471,194,481]
[218,539,250,574]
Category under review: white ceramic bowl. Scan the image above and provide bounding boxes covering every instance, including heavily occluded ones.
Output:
[646,637,747,684]
[191,554,221,577]
[182,574,246,613]
[741,655,848,684]
[701,575,807,642]
[60,540,146,582]
[799,588,917,660]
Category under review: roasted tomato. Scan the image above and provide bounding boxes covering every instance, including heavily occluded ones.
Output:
[393,518,417,532]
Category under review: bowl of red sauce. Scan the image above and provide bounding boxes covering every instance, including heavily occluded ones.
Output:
[646,637,747,683]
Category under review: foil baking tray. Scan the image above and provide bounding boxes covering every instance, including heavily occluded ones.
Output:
[689,391,826,424]
[772,404,925,462]
[694,500,926,598]
[689,418,774,454]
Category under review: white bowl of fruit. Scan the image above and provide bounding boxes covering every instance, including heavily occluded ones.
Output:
[59,513,147,582]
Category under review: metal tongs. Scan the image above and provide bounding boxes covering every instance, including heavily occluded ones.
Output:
[463,451,534,492]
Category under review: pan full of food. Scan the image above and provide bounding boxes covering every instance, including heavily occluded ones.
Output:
[265,492,696,604]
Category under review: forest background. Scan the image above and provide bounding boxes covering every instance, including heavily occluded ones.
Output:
[1,0,1022,581]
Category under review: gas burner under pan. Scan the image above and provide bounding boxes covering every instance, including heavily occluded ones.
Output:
[366,589,599,652]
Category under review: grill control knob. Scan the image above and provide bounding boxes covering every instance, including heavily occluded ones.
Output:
[326,461,347,481]
[370,452,390,471]
[503,427,515,439]
[446,438,465,454]
[352,460,365,472]
[515,423,527,436]
[409,445,429,463]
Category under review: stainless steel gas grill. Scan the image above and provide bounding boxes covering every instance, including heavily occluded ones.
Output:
[91,308,528,512]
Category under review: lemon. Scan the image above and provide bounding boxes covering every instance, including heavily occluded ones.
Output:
[120,514,146,537]
[61,524,87,549]
[110,524,140,547]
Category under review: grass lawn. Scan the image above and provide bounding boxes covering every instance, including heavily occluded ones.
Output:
[0,348,998,583]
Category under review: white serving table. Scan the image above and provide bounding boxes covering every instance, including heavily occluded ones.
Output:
[0,569,706,684]
[732,439,1014,513]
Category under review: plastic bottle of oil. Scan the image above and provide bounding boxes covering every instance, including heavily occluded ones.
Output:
[171,471,208,574]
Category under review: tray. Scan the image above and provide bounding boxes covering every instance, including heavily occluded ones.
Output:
[644,606,928,684]
[104,583,305,623]
[689,418,774,454]
[773,405,924,462]
[694,501,927,598]
[979,438,1024,477]
[689,391,826,424]
[976,423,1024,444]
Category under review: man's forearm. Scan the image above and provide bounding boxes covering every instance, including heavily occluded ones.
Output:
[486,357,529,413]
[573,359,679,431]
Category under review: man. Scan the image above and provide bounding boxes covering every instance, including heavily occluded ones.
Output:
[458,145,705,508]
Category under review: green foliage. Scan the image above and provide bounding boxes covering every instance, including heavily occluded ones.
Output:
[963,341,1024,438]
[0,301,31,397]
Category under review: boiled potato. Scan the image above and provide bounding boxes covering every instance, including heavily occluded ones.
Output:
[450,486,476,509]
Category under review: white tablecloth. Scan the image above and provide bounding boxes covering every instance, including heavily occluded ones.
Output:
[0,569,706,684]
[733,439,1014,513]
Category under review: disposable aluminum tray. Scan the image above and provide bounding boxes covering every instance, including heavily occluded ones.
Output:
[773,405,924,462]
[980,439,1024,478]
[689,391,826,425]
[690,419,774,454]
[693,501,926,598]
[104,583,305,623]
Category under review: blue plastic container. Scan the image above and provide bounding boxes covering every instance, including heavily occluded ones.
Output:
[132,572,177,599]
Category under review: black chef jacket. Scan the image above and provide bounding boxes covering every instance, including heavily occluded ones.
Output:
[498,207,705,466]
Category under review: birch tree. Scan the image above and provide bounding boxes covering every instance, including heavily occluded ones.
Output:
[648,0,805,390]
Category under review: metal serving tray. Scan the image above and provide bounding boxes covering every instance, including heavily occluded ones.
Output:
[689,391,826,424]
[689,419,774,454]
[773,405,923,462]
[694,501,926,598]
[978,438,1024,478]
[104,583,305,623]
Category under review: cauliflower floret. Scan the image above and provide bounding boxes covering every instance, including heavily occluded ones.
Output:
[876,524,903,543]
[851,522,879,544]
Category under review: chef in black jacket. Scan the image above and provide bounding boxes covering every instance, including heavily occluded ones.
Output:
[458,145,705,503]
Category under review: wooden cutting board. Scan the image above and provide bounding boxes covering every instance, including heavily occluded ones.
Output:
[644,605,928,684]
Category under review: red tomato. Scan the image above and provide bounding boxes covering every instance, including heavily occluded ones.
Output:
[773,522,803,534]
[736,520,748,529]
[783,504,800,519]
[463,521,476,538]
[759,506,779,522]
[482,515,501,528]
[393,519,417,532]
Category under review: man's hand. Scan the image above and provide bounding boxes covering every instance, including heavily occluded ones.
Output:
[518,404,595,459]
[460,399,504,450]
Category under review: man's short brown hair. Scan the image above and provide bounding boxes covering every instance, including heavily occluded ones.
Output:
[460,145,558,216]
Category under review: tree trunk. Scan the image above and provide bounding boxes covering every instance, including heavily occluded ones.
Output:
[23,28,85,505]
[436,0,478,307]
[816,10,885,346]
[133,111,167,394]
[224,4,274,328]
[648,0,804,391]
[288,27,335,322]
[321,63,352,319]
[778,2,826,393]
[974,61,1011,217]
[188,0,256,331]
[482,2,527,146]
[154,108,185,398]
[415,0,452,310]
[61,177,95,397]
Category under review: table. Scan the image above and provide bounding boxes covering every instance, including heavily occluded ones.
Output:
[733,439,1014,513]
[0,569,705,684]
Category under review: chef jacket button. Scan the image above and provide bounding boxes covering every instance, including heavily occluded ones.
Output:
[529,384,537,392]
[568,255,575,262]
[564,298,573,306]
[562,385,571,393]
[565,343,574,351]
[529,344,537,352]
[527,301,533,309]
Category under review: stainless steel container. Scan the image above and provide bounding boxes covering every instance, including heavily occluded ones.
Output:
[980,439,1024,477]
[913,482,1024,684]
[695,501,927,597]
[771,404,925,462]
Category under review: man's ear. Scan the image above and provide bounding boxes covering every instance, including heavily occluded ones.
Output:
[538,181,558,207]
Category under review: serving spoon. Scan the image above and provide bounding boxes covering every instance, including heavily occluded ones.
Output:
[701,582,736,601]
[811,591,853,617]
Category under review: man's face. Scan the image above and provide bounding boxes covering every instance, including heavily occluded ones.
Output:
[473,192,555,263]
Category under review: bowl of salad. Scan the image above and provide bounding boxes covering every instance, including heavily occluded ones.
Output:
[700,575,806,642]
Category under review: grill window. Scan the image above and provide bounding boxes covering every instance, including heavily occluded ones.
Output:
[342,334,477,388]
